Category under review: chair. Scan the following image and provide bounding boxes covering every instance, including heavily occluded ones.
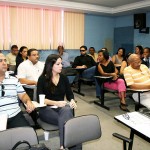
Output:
[113,133,133,150]
[37,118,59,132]
[0,127,38,150]
[63,115,101,149]
[127,89,150,111]
[94,76,118,110]
[73,77,94,96]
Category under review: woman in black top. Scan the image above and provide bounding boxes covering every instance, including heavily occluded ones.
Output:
[37,54,77,150]
[14,46,28,75]
[120,52,132,75]
[95,50,128,111]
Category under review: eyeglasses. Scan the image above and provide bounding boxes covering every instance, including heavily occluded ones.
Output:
[80,50,86,52]
[122,113,130,120]
[122,113,136,125]
[1,84,5,97]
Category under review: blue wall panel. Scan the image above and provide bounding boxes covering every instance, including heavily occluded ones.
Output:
[85,14,114,52]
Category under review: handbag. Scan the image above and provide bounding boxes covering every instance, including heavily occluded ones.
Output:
[12,140,50,150]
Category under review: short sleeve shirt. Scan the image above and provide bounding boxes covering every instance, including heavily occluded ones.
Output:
[17,60,44,82]
[0,73,25,118]
[124,64,150,86]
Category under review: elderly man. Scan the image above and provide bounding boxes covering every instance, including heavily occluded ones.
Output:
[0,53,35,128]
[124,54,150,108]
[6,45,18,71]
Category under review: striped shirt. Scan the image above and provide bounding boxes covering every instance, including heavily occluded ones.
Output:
[0,73,25,118]
[123,64,150,86]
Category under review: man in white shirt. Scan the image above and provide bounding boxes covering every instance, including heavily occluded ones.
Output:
[6,45,18,71]
[0,53,35,128]
[17,49,44,127]
[17,48,44,86]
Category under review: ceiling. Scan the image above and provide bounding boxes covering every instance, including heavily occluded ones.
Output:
[0,0,150,16]
[63,0,142,8]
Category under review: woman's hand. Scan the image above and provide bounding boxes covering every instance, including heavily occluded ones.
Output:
[112,73,118,80]
[56,101,67,107]
[69,99,77,109]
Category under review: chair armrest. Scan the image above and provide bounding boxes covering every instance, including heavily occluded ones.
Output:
[113,133,132,143]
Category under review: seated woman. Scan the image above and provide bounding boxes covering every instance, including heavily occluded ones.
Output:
[37,54,77,150]
[135,45,143,59]
[14,46,28,75]
[112,47,125,69]
[120,52,132,75]
[95,50,128,111]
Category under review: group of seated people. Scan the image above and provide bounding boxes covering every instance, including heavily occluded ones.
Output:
[1,47,77,150]
[1,44,150,149]
[71,45,150,112]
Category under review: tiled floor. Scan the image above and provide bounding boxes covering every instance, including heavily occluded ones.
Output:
[36,85,150,150]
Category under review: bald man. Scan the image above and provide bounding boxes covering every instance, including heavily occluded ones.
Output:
[0,53,35,128]
[124,54,150,108]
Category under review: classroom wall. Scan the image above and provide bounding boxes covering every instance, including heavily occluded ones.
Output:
[84,14,114,54]
[114,12,150,48]
[2,12,150,61]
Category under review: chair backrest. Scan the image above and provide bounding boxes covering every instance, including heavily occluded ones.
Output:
[63,115,101,148]
[0,127,38,150]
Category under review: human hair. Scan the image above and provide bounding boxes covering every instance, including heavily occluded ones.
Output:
[144,47,150,52]
[57,45,64,51]
[89,47,95,51]
[116,47,126,58]
[41,54,62,93]
[98,50,109,60]
[80,45,87,50]
[135,45,143,55]
[27,48,37,56]
[11,45,18,50]
[17,46,28,58]
[123,52,132,61]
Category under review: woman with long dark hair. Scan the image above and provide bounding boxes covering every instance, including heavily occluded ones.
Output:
[37,54,77,150]
[112,47,126,67]
[14,46,28,75]
[135,45,143,59]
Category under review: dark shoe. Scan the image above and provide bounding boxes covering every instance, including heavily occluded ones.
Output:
[120,102,128,107]
[120,104,130,112]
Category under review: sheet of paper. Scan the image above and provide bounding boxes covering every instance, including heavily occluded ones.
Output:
[115,112,150,138]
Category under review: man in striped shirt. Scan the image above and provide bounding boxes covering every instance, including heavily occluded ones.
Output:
[0,53,35,128]
[124,54,150,108]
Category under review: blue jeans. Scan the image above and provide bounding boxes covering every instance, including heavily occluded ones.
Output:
[81,66,96,80]
[95,78,101,97]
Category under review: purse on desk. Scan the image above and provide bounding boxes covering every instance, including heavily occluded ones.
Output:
[12,140,50,150]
